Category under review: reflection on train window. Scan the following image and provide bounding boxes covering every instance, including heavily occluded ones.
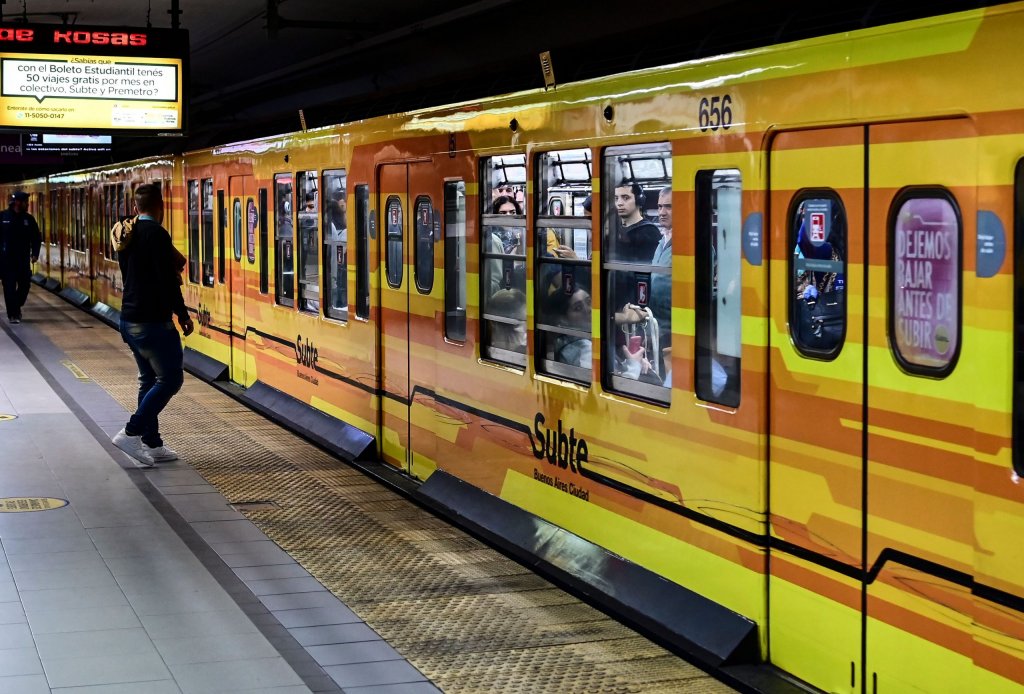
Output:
[444,181,466,342]
[536,149,593,383]
[480,155,527,368]
[295,170,319,313]
[102,185,112,259]
[1013,160,1024,477]
[385,195,404,289]
[187,179,200,284]
[274,173,294,306]
[695,169,742,406]
[414,196,434,294]
[889,189,961,375]
[322,169,347,321]
[233,198,242,262]
[602,143,672,404]
[790,192,846,358]
[355,185,370,319]
[259,189,269,295]
[201,178,215,287]
[217,189,226,283]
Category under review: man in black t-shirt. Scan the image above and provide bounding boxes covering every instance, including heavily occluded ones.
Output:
[613,182,661,263]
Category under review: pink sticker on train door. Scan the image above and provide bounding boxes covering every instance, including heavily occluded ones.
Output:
[892,196,960,369]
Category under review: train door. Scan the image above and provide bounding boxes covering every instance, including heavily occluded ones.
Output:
[863,119,974,693]
[228,175,255,385]
[377,160,433,474]
[768,126,866,693]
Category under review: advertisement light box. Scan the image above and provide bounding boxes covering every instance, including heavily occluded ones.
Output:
[0,24,188,136]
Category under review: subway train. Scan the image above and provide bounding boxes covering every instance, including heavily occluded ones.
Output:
[9,3,1024,692]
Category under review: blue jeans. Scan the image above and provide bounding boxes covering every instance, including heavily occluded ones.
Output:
[119,319,183,447]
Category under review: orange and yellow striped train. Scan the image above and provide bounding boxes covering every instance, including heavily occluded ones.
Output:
[10,4,1024,692]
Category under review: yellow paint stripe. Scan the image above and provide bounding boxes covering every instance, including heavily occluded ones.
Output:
[60,360,89,381]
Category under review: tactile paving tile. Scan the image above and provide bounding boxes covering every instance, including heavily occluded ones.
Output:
[29,293,736,694]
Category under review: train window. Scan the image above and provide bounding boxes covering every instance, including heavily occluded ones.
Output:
[602,143,672,404]
[355,184,370,320]
[414,196,434,294]
[480,155,527,368]
[187,179,200,284]
[323,169,347,321]
[444,180,466,342]
[233,198,242,262]
[259,189,269,295]
[536,149,593,383]
[384,195,404,289]
[217,189,226,282]
[201,178,215,287]
[888,188,961,375]
[274,173,294,306]
[695,169,742,406]
[790,191,847,358]
[296,170,320,313]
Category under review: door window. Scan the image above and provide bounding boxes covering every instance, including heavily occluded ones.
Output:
[889,189,961,375]
[790,191,847,358]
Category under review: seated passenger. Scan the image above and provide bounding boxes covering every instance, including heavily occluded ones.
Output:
[488,288,527,355]
[544,287,592,368]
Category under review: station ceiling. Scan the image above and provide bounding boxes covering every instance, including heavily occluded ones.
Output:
[0,0,1000,182]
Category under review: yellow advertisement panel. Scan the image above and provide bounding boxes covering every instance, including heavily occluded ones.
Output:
[0,53,182,130]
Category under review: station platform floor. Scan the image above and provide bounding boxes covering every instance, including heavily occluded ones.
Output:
[0,289,737,694]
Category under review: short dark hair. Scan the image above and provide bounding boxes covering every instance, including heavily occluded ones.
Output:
[134,184,162,215]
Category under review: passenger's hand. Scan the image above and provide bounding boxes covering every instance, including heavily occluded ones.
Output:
[553,245,577,259]
[180,316,195,336]
[30,256,37,263]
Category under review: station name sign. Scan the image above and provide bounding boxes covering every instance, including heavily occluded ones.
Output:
[0,23,187,136]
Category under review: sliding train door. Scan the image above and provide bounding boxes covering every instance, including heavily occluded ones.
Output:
[768,126,866,693]
[377,160,434,474]
[863,119,974,694]
[228,174,255,385]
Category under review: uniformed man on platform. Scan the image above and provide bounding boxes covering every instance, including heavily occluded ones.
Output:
[0,191,41,324]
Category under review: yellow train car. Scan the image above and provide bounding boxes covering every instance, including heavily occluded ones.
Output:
[17,4,1024,692]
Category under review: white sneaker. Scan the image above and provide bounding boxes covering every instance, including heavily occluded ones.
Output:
[141,444,180,463]
[112,428,142,455]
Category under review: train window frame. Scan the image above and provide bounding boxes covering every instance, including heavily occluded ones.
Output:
[322,169,348,322]
[887,186,963,377]
[217,189,226,283]
[273,173,295,307]
[295,170,320,314]
[695,169,742,407]
[233,198,242,262]
[535,148,594,385]
[201,178,215,287]
[355,184,370,320]
[480,154,528,369]
[259,189,269,295]
[187,179,200,284]
[384,195,404,289]
[414,195,435,294]
[443,180,467,343]
[1013,159,1024,477]
[789,189,849,360]
[601,142,673,405]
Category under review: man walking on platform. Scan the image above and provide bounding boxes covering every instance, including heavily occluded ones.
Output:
[112,184,194,467]
[0,191,41,324]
